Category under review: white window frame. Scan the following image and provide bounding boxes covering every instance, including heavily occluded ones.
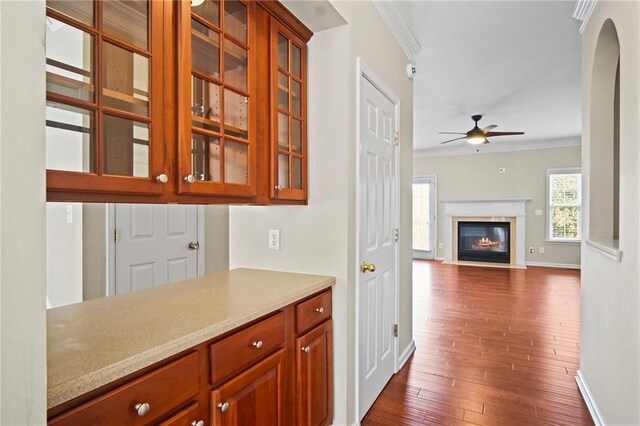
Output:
[547,167,582,243]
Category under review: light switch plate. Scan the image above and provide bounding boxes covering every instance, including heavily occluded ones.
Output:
[268,229,280,250]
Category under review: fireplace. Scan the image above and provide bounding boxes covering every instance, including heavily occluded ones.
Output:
[457,222,510,264]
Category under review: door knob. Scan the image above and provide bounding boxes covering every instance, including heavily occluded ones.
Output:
[361,261,376,273]
[188,241,200,250]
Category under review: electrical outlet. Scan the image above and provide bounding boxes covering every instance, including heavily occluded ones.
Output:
[535,209,543,216]
[438,242,444,249]
[529,246,534,254]
[539,247,545,254]
[268,229,280,250]
[498,167,506,174]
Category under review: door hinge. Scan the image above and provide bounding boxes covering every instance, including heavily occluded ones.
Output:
[393,324,398,338]
[114,228,120,242]
[394,132,400,146]
[394,228,399,242]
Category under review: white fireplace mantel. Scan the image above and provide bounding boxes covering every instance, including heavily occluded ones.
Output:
[442,199,529,267]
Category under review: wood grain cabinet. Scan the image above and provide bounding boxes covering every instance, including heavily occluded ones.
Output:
[45,0,311,204]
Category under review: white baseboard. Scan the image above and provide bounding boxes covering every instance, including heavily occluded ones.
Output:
[575,370,606,425]
[435,256,445,261]
[526,261,581,270]
[397,340,416,371]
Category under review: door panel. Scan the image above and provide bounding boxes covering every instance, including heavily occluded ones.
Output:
[358,75,398,421]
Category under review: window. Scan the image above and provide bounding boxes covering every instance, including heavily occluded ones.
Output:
[412,181,431,251]
[547,168,582,242]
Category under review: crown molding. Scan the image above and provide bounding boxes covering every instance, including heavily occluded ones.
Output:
[372,0,421,62]
[413,136,582,158]
[572,0,597,34]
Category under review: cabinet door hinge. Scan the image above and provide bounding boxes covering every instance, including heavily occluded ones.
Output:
[394,228,399,242]
[394,132,400,146]
[393,324,398,337]
[114,228,120,242]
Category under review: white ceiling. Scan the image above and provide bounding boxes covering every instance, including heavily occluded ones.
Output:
[395,0,582,154]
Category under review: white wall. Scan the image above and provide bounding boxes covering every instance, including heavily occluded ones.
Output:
[580,2,640,425]
[229,2,414,424]
[415,145,582,267]
[0,0,47,423]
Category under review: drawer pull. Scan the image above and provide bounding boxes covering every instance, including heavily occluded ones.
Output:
[134,402,150,417]
[301,346,310,353]
[252,340,263,349]
[191,421,205,426]
[315,307,324,314]
[218,402,230,413]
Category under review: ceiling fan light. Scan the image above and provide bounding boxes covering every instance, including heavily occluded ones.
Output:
[467,136,486,145]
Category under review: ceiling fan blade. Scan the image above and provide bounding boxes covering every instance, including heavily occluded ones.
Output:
[438,132,467,135]
[484,131,525,137]
[482,125,497,133]
[483,138,490,144]
[440,136,467,144]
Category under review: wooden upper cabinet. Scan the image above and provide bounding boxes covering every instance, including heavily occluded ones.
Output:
[45,0,165,195]
[269,18,307,202]
[177,0,257,197]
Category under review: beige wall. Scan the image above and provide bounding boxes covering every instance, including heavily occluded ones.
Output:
[415,146,582,266]
[580,2,640,424]
[229,1,414,424]
[204,206,229,274]
[0,0,48,422]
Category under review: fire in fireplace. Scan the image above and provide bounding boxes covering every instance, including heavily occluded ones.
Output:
[457,222,510,263]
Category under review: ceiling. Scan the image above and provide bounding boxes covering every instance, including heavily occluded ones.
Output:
[395,1,582,154]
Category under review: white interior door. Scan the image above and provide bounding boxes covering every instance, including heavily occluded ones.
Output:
[358,73,398,420]
[113,204,201,294]
[413,177,436,260]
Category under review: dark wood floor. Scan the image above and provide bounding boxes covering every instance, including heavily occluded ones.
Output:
[362,260,593,426]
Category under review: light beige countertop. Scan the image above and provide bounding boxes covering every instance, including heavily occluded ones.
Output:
[47,268,335,409]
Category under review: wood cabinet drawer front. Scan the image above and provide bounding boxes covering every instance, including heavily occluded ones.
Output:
[210,312,285,385]
[296,290,332,334]
[157,402,202,426]
[49,352,199,426]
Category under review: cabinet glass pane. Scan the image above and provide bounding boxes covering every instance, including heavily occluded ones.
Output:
[46,18,93,102]
[192,19,220,79]
[103,0,148,50]
[102,42,149,116]
[47,0,93,26]
[192,76,221,132]
[278,72,288,111]
[291,79,301,117]
[103,115,149,177]
[278,113,288,150]
[224,140,248,184]
[224,89,248,139]
[46,101,94,173]
[292,119,302,154]
[192,133,221,182]
[277,34,288,70]
[192,0,220,27]
[278,154,289,188]
[292,157,302,189]
[291,44,302,78]
[224,40,247,91]
[224,0,247,44]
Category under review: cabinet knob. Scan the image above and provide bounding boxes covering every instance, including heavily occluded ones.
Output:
[274,184,281,191]
[315,307,324,314]
[218,402,230,413]
[252,340,263,349]
[191,421,205,426]
[156,173,168,183]
[184,174,195,184]
[301,346,310,353]
[134,402,150,417]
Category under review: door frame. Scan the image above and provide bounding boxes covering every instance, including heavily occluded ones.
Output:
[354,57,401,421]
[413,175,437,260]
[107,204,206,296]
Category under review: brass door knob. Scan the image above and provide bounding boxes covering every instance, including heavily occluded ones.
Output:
[361,261,376,273]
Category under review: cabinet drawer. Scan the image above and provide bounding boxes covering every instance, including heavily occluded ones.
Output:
[49,352,199,426]
[210,312,285,385]
[158,402,202,426]
[296,290,332,334]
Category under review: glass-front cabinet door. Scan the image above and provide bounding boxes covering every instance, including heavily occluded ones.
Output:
[270,18,307,201]
[45,0,165,195]
[178,0,257,197]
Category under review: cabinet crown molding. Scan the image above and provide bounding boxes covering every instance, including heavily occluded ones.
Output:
[572,0,597,34]
[372,0,420,63]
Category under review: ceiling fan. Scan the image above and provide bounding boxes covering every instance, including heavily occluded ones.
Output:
[439,115,525,145]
